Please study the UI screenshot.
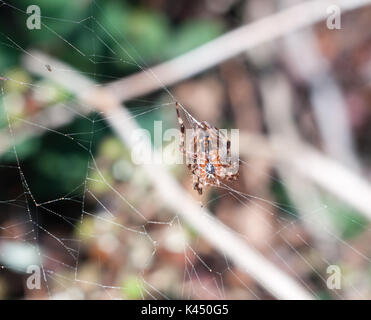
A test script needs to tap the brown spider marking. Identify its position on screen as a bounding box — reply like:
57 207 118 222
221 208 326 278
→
175 102 239 195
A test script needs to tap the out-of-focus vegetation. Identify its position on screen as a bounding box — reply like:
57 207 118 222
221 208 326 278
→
0 0 371 300
0 0 225 199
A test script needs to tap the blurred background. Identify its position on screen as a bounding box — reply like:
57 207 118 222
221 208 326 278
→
0 0 371 299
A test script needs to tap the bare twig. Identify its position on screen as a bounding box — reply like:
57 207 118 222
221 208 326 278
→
259 71 340 260
106 0 371 100
239 132 371 221
281 1 361 171
0 102 88 154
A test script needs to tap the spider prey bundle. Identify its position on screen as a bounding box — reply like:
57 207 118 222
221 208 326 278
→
176 102 239 194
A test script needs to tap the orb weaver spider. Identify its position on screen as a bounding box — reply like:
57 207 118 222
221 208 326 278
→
175 102 239 195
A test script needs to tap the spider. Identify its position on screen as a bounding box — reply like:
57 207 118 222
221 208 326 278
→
175 102 239 195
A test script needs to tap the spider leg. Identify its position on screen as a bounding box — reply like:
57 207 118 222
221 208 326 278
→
175 102 186 154
205 134 210 163
226 138 231 164
193 131 198 167
199 121 208 130
191 166 203 194
215 165 226 179
192 132 203 194
226 172 239 181
201 122 231 166
196 174 203 195
216 127 231 166
192 172 199 190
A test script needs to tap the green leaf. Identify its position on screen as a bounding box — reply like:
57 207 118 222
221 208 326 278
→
334 209 366 239
324 196 366 239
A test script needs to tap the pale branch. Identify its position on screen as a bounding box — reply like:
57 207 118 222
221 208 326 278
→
282 17 361 172
0 102 87 155
106 0 371 101
259 71 340 258
239 133 371 221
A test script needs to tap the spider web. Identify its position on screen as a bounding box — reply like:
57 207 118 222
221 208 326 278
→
0 0 370 300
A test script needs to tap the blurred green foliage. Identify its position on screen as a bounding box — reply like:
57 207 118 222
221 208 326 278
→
122 276 144 299
271 180 299 220
324 196 367 239
272 181 366 238
0 0 224 202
